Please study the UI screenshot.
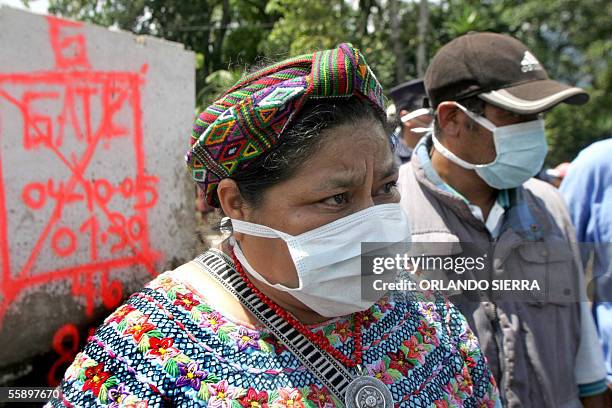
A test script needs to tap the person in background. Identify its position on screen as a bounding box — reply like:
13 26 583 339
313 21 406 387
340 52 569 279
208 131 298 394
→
397 31 608 407
389 79 432 163
539 161 570 188
561 138 612 402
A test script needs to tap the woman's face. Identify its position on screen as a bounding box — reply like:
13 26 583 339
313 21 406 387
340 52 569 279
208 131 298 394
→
235 117 399 288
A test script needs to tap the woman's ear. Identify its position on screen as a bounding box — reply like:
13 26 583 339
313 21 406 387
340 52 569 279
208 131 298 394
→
217 178 246 221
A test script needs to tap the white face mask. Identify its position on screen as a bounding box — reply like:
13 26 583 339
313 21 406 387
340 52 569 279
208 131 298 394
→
230 203 412 317
432 103 547 189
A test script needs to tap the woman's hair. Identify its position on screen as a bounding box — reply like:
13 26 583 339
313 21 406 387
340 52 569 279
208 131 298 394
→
230 96 389 209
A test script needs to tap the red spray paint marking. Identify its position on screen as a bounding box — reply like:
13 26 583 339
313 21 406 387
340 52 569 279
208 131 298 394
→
48 323 79 386
48 323 100 386
47 16 91 70
0 16 165 380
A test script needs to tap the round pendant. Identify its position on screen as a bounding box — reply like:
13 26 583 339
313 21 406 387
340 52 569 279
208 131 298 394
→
345 376 394 408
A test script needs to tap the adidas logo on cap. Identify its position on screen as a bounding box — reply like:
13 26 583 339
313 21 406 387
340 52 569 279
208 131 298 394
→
521 51 542 73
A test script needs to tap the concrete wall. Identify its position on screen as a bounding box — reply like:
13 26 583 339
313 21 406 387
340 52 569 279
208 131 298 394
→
0 7 196 385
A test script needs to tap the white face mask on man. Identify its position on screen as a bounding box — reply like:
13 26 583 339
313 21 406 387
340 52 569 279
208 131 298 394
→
230 203 412 317
431 102 548 189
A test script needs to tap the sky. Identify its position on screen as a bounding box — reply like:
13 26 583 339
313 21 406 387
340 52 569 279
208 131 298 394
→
0 0 49 14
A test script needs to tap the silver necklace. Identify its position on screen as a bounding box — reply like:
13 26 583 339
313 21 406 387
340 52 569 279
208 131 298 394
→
345 365 394 408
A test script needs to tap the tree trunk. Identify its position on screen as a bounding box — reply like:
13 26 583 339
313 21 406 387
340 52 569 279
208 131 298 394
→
212 0 231 71
389 0 405 83
416 0 429 77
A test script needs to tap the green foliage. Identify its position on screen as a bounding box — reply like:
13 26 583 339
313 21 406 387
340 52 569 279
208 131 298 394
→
264 0 352 56
197 69 242 110
48 0 611 163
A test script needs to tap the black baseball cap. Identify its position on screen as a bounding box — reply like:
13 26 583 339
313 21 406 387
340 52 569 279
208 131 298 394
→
425 32 589 114
389 79 428 111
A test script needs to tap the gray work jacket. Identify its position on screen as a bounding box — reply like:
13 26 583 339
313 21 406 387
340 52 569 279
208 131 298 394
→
398 148 584 408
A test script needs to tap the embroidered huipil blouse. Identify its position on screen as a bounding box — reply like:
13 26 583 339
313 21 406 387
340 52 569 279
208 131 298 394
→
46 250 500 407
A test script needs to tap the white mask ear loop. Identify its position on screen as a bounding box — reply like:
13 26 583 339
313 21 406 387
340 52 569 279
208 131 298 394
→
400 107 432 123
411 126 432 134
453 102 497 132
401 108 434 134
230 218 292 240
230 237 301 290
431 131 478 170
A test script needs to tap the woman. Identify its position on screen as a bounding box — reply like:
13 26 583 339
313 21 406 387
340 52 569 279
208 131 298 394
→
46 44 499 407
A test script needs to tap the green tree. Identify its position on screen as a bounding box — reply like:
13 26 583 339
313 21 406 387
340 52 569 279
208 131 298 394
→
49 0 611 162
49 0 279 108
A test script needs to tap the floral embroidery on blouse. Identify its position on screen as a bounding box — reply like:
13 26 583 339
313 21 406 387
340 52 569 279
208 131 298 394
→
46 253 500 408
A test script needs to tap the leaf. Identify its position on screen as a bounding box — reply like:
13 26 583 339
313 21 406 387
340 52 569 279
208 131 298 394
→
323 324 335 336
327 334 339 346
233 387 247 399
175 353 191 364
383 355 391 367
387 368 403 381
167 289 177 301
190 308 202 322
164 359 179 377
104 376 119 388
304 399 317 408
231 401 243 408
407 357 421 367
197 304 213 313
82 359 97 368
205 372 219 383
217 329 231 343
116 320 127 332
268 389 279 403
138 335 150 353
223 323 237 332
98 384 108 403
258 340 273 354
77 371 86 382
147 329 163 339
197 384 209 400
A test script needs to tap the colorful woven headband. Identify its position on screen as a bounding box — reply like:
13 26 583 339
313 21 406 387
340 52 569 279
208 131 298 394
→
186 43 385 207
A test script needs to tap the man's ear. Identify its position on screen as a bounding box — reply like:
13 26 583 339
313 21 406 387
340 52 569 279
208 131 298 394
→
217 178 246 220
436 102 461 138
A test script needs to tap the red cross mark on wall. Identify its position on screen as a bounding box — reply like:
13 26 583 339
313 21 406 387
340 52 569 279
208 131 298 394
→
0 16 162 327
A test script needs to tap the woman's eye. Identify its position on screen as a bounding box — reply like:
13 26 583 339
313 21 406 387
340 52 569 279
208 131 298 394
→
323 193 348 206
382 181 398 194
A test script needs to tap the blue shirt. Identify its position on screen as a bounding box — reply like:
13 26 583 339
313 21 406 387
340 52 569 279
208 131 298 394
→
561 138 612 384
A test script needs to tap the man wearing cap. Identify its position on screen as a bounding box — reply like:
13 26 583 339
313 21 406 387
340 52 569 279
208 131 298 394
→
389 79 432 163
397 32 607 407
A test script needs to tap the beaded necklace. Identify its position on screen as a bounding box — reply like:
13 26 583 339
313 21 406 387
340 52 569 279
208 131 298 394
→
230 249 364 368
